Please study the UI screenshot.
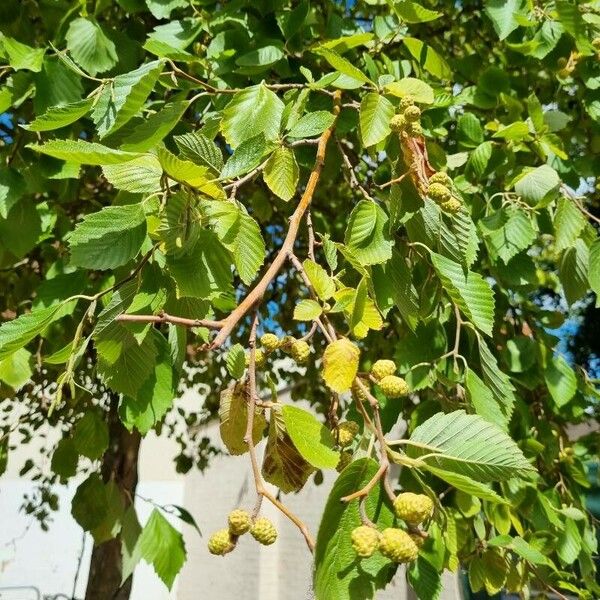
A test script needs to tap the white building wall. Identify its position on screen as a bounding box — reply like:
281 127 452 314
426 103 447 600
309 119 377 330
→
1 391 461 600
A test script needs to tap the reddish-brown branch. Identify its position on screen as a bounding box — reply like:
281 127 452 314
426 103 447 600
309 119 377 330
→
209 90 342 349
115 312 223 330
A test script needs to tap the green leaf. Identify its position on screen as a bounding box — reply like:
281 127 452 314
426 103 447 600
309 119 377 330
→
201 200 265 285
544 354 577 408
166 230 233 300
511 537 554 567
103 155 163 193
287 111 336 138
73 411 109 460
121 506 143 584
0 36 45 72
220 133 269 180
556 0 594 53
91 480 125 544
359 92 394 147
559 238 589 306
479 206 536 264
219 383 266 455
92 60 164 138
281 405 339 469
121 100 190 152
262 405 316 493
315 47 373 85
138 509 186 590
345 201 393 266
384 77 434 104
425 465 508 504
22 98 93 131
407 410 535 482
0 168 26 219
556 518 582 565
67 203 147 270
146 0 188 19
157 147 224 198
467 142 493 177
65 18 118 76
554 197 586 252
465 369 507 429
225 343 245 379
174 131 224 173
484 0 524 40
221 83 284 148
294 299 323 321
393 1 441 23
430 252 495 336
71 473 109 531
322 338 360 393
408 556 442 600
28 139 144 165
119 331 177 434
303 259 335 300
263 146 299 202
314 459 396 600
513 165 560 207
96 323 157 398
51 438 78 480
0 348 32 389
477 337 517 423
589 239 600 304
0 304 70 361
403 38 451 79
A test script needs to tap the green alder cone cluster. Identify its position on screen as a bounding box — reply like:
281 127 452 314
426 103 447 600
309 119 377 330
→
0 0 599 598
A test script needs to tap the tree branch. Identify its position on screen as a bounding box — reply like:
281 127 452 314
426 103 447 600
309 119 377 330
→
115 311 223 330
244 313 315 552
209 90 342 349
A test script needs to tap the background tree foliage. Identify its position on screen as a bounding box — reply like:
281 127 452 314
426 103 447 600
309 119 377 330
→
0 0 599 598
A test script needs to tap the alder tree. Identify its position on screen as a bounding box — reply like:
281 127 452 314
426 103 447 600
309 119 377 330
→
0 0 599 598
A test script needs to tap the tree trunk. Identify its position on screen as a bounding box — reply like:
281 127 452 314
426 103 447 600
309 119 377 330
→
85 396 141 600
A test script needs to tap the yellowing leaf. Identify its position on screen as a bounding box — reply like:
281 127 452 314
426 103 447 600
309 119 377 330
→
322 338 360 393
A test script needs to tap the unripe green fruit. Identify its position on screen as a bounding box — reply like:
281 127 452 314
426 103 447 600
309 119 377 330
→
370 359 397 381
280 335 296 353
351 526 380 558
291 340 310 364
379 375 409 398
337 450 353 472
429 171 452 186
208 529 234 555
405 121 422 137
352 378 370 401
379 528 419 563
250 517 278 545
394 492 434 524
390 114 406 133
439 196 462 214
399 96 415 110
427 182 452 204
260 333 280 353
336 421 359 447
246 348 266 368
403 105 421 122
228 509 252 535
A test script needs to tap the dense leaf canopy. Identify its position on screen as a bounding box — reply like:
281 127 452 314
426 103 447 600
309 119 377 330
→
0 0 599 597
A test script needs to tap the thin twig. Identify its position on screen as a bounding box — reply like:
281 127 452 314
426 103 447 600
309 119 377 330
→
115 312 222 330
244 313 315 551
336 138 375 202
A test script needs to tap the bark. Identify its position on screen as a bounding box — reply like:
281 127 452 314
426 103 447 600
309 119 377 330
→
85 396 141 600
